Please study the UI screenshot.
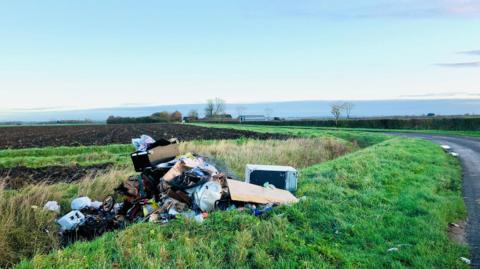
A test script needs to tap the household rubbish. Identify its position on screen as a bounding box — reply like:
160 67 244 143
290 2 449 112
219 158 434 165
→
131 138 180 172
55 136 299 245
57 210 86 231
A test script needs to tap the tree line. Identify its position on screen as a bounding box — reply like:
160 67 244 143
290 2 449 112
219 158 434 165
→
107 111 182 124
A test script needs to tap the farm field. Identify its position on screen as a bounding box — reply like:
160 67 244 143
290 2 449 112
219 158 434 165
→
194 123 480 139
0 124 469 268
0 124 290 149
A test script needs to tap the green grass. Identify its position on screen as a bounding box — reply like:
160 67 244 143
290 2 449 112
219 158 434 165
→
0 144 134 169
16 137 468 268
195 123 480 139
193 123 390 148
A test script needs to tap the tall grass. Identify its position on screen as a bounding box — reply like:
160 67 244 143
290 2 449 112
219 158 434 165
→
0 166 134 268
0 184 61 268
181 138 353 178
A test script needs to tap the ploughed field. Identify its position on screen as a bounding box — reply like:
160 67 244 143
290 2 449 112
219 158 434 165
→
0 124 292 189
0 124 290 149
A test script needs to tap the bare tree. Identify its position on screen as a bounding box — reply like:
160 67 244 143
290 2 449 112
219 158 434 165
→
330 103 343 125
205 98 226 119
205 100 215 118
342 102 354 119
188 109 199 120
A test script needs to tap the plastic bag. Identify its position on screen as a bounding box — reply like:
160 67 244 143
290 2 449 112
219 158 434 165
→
194 182 222 212
43 201 61 213
71 197 92 210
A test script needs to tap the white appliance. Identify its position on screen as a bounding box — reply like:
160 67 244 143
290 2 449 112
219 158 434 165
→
245 164 298 192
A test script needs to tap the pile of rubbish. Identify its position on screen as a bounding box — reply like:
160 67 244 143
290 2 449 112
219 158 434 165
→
46 135 299 244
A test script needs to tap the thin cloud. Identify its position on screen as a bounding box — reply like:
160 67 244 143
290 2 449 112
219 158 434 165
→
242 0 480 20
400 91 480 98
460 50 480 56
435 61 480 68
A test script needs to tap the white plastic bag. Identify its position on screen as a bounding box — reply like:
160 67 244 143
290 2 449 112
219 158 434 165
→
43 201 60 213
71 197 92 210
132 135 156 151
194 182 222 212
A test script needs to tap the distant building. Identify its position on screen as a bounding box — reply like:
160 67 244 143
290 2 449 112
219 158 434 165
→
239 115 266 123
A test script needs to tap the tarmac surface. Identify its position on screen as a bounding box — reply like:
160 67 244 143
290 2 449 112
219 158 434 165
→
394 133 480 268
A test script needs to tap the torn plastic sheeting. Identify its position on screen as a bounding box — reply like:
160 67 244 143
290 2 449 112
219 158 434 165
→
227 179 298 205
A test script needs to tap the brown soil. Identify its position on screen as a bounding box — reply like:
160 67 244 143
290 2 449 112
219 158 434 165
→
0 163 113 189
0 124 291 149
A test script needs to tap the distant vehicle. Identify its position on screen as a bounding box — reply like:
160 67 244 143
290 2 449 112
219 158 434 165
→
239 115 266 123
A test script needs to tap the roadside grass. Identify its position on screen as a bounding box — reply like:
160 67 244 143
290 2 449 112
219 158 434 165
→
16 137 468 268
0 137 353 267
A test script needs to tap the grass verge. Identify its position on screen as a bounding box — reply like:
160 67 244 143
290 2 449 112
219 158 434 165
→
16 137 468 268
0 137 353 267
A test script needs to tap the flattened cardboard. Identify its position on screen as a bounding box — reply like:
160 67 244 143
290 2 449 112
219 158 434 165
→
162 162 186 182
227 179 298 205
149 143 180 165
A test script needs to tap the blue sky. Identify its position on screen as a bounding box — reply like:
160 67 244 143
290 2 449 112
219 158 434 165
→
0 0 479 112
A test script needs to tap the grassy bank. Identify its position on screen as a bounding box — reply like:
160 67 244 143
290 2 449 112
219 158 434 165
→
16 137 468 268
0 137 353 267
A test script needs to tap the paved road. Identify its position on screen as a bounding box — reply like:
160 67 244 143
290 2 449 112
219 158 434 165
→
394 133 480 268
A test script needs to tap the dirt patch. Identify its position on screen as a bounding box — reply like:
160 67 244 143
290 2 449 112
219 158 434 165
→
0 124 291 149
448 220 467 246
0 163 113 189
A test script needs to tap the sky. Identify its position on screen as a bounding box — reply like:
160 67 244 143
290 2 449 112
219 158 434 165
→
0 0 479 112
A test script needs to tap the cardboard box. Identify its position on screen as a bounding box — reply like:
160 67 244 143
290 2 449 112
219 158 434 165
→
131 138 180 172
